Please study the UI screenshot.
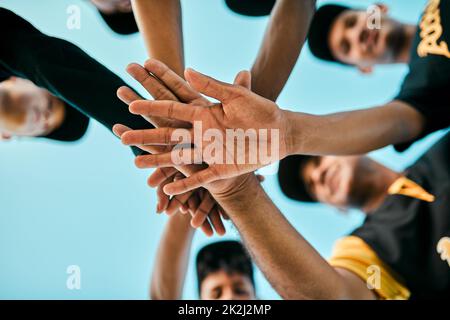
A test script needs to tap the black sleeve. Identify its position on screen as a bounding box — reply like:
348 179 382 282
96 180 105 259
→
0 69 9 82
0 8 152 154
389 20 450 152
394 87 450 152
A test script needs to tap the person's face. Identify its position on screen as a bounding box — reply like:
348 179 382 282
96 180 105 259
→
329 5 406 72
0 77 65 139
200 270 256 300
301 156 376 210
90 0 132 14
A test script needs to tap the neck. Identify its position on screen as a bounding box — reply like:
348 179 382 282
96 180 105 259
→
396 24 417 63
361 164 401 214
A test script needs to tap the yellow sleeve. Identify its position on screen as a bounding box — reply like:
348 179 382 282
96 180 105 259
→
328 236 410 300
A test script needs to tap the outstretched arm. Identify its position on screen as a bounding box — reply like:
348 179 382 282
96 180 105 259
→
150 213 195 300
251 0 316 101
0 8 152 155
121 66 426 195
285 100 425 156
212 174 376 300
131 0 185 76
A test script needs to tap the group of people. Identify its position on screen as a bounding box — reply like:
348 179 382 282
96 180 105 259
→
1 0 449 300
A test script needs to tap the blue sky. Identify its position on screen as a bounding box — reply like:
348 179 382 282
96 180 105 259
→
0 0 446 299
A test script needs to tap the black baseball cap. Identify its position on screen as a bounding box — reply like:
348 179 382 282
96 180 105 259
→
307 4 350 63
42 103 90 142
98 10 139 35
225 0 276 17
277 155 317 203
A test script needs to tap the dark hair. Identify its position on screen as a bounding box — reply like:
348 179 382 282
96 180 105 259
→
196 241 254 294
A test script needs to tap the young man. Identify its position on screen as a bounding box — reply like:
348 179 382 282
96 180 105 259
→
0 8 151 153
151 213 256 300
120 97 449 299
1 9 229 234
309 0 450 150
0 76 88 142
89 0 139 35
130 0 316 100
307 3 416 72
306 1 449 152
116 58 449 300
277 132 450 299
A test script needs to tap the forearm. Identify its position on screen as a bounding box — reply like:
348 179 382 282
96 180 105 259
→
132 0 185 76
285 101 425 156
251 0 316 101
150 213 195 300
213 175 353 300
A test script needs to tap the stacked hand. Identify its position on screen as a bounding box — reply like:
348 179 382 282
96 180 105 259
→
119 62 290 196
114 59 267 236
114 59 279 236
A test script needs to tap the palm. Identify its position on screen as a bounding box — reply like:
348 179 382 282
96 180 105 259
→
120 62 286 196
116 59 229 234
224 92 281 129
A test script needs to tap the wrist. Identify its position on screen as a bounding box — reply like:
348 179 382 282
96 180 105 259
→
282 110 302 156
169 212 196 237
210 174 262 214
281 110 319 156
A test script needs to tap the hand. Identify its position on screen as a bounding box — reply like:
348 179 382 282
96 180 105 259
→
158 169 227 236
120 67 290 195
114 59 230 235
150 166 265 229
118 60 269 228
115 59 266 233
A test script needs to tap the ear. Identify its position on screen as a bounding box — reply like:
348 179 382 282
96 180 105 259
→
374 3 389 14
358 65 374 74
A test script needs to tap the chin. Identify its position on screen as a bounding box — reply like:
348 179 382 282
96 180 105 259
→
386 27 406 59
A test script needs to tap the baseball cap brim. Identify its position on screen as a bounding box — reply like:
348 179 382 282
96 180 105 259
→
307 4 350 64
42 103 89 142
277 155 317 203
225 0 276 17
98 11 139 35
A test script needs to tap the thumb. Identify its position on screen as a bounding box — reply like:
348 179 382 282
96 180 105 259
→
184 68 234 102
233 70 251 90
